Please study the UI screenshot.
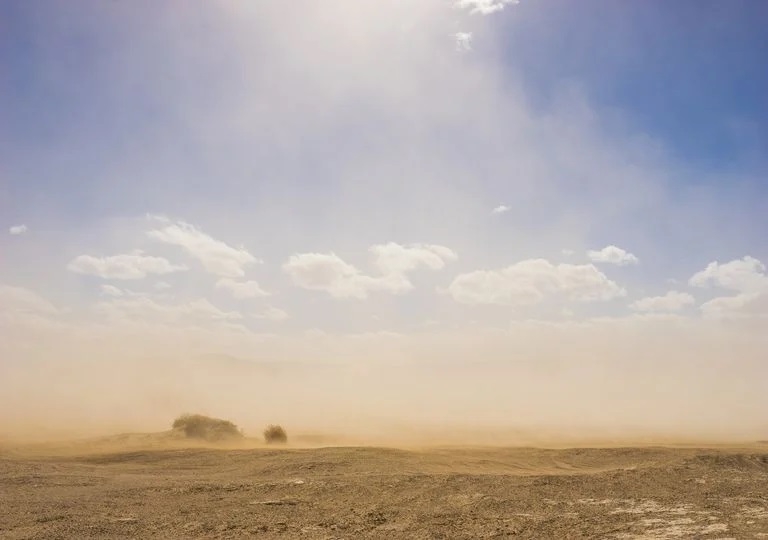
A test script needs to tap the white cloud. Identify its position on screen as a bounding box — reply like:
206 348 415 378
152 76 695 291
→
147 218 259 278
254 307 289 322
448 259 626 306
561 249 575 257
491 204 509 215
689 256 767 293
100 284 124 297
630 291 694 312
689 257 768 320
215 278 270 299
370 242 457 275
99 284 163 300
9 224 28 235
587 245 639 266
0 285 58 315
154 281 172 290
283 252 398 299
0 287 64 346
456 0 520 15
67 251 187 280
284 242 456 299
455 32 472 51
95 296 242 324
700 292 768 319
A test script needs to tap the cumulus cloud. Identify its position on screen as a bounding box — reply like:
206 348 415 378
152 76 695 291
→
700 292 768 319
67 251 187 280
0 286 63 344
0 285 58 315
689 257 768 319
95 296 242 324
491 204 509 215
284 242 456 299
147 217 259 278
587 245 639 266
99 284 164 300
370 242 457 275
456 0 520 15
100 284 124 297
455 32 472 51
448 259 626 306
215 278 270 299
283 252 401 299
689 256 767 293
9 224 28 235
254 306 289 322
630 291 694 312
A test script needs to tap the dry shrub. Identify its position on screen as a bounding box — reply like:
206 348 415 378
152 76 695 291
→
172 414 243 442
264 424 287 444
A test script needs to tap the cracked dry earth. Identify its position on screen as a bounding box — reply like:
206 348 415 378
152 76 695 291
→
1 444 767 539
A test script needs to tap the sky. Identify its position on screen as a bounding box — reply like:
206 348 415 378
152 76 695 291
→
1 1 767 441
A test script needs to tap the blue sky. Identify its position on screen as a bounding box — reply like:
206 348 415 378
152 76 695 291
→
494 0 768 169
1 1 767 436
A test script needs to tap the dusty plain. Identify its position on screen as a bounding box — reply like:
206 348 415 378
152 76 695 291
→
1 436 767 539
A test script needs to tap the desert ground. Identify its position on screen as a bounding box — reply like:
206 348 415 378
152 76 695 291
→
0 436 767 539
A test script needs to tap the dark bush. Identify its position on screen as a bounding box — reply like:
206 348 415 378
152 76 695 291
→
263 424 287 444
172 414 243 442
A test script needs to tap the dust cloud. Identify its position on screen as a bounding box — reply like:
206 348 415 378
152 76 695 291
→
1 316 766 447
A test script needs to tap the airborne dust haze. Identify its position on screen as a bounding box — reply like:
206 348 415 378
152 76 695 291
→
1 317 766 445
1 1 766 448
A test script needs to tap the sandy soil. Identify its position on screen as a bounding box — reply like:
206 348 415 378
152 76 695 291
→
1 437 767 539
